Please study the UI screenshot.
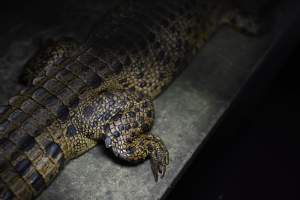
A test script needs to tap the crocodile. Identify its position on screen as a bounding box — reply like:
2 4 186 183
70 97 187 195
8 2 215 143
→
0 0 260 199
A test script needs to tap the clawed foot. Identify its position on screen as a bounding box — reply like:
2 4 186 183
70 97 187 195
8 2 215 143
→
149 136 169 182
99 89 169 182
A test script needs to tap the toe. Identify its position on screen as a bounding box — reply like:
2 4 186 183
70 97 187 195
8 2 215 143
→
149 139 169 181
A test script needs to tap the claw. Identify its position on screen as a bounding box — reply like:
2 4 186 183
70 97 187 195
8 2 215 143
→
149 137 169 182
150 159 159 182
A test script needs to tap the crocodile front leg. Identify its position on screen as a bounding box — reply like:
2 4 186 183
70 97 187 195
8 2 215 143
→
64 86 169 181
101 93 169 181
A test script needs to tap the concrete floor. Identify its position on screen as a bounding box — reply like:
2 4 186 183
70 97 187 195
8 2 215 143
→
0 1 283 199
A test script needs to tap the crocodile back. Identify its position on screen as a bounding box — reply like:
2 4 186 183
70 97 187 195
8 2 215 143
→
0 0 231 199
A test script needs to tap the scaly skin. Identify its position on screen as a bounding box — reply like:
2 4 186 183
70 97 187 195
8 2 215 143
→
0 0 260 199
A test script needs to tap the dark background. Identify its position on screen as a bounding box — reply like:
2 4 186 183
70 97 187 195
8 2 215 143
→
167 46 300 200
166 1 300 198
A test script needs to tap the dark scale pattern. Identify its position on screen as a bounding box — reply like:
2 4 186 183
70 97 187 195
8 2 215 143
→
0 136 12 149
15 159 31 176
43 79 65 94
57 105 69 122
31 108 53 127
67 77 87 94
20 99 39 114
31 88 50 103
0 121 12 133
77 51 110 79
55 69 76 84
112 131 121 137
68 96 80 108
0 105 9 116
8 96 28 109
0 0 258 198
66 124 77 137
56 87 77 106
30 171 46 193
44 96 60 111
0 138 15 157
22 118 43 137
66 62 101 88
0 181 14 200
82 106 94 118
17 135 36 152
87 74 103 89
45 142 61 159
0 158 8 173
